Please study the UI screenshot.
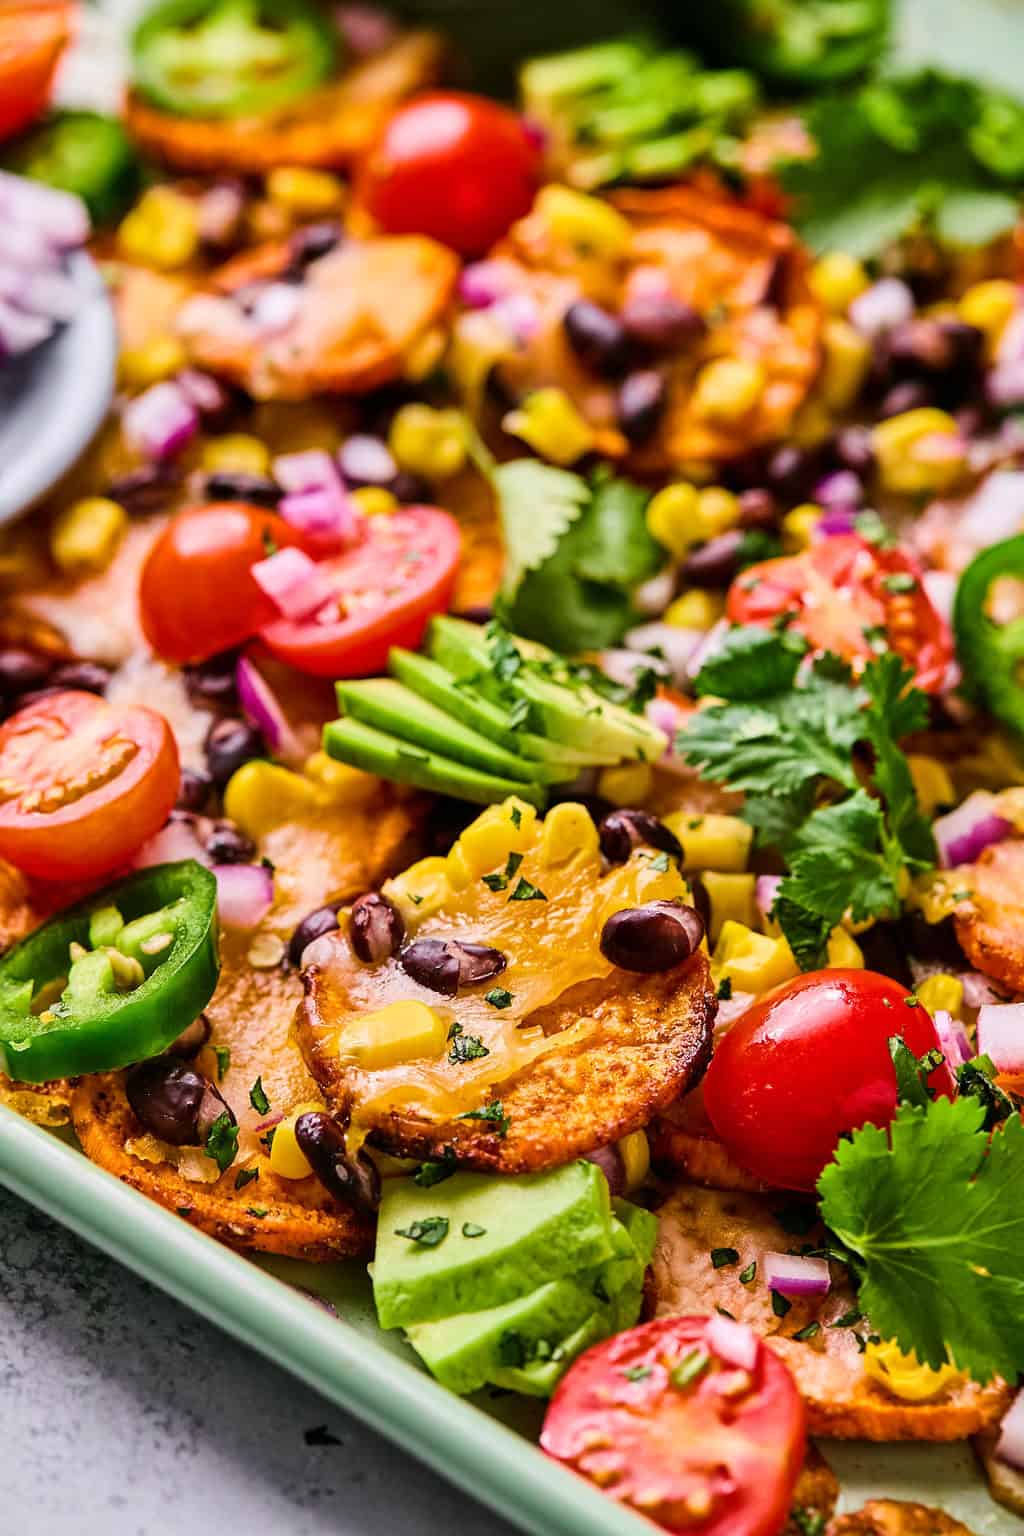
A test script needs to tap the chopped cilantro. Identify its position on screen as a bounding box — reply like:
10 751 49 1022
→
249 1077 270 1115
213 1045 230 1080
739 1261 757 1285
510 806 522 830
792 1509 828 1536
792 1321 822 1342
622 1364 653 1382
234 1166 259 1191
648 851 671 873
457 1101 510 1137
261 527 278 557
413 1151 457 1187
717 976 733 1001
711 1247 740 1269
669 1347 709 1389
482 872 508 892
246 1205 269 1218
715 1305 736 1319
485 988 513 1009
505 851 524 880
889 1035 944 1108
882 573 917 594
447 1023 490 1064
462 1222 486 1239
957 1054 1016 1129
205 1112 239 1174
259 1127 276 1155
509 877 546 902
395 1217 450 1248
830 1309 864 1329
772 1291 793 1318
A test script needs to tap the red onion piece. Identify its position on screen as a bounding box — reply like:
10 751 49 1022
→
122 381 198 462
625 621 703 684
0 170 90 247
490 292 540 345
633 566 677 617
763 1250 831 1298
196 182 244 245
235 655 300 760
176 368 229 417
213 863 274 929
849 278 914 338
987 362 1024 409
133 816 211 869
932 1009 972 1071
334 3 399 55
934 791 1013 868
457 259 518 309
273 449 338 494
584 1144 626 1197
755 875 781 924
685 618 732 682
961 970 1007 1011
0 298 54 357
251 547 334 620
704 1314 758 1370
279 484 359 552
248 281 301 336
814 470 863 509
817 507 858 538
0 263 78 322
977 1003 1024 1074
996 1389 1024 1470
597 648 670 691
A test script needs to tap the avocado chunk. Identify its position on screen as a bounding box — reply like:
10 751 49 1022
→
428 617 666 763
323 716 546 811
374 1159 616 1330
335 678 540 785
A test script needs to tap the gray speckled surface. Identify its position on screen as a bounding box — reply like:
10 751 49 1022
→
0 1187 516 1536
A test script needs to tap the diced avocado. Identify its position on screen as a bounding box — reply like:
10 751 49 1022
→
389 649 616 775
374 1160 615 1329
428 616 667 763
494 1312 608 1397
323 717 546 811
613 1197 659 1270
335 678 540 786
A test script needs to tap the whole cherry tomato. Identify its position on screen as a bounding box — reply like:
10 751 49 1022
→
139 503 305 665
0 691 179 881
703 969 955 1192
542 1314 806 1536
357 92 541 257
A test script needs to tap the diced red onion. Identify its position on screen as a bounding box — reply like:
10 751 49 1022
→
334 3 399 55
176 368 229 417
815 470 863 509
633 566 677 617
0 170 90 247
645 694 685 740
196 182 244 245
756 875 781 923
235 655 300 760
273 449 339 494
685 618 732 682
213 863 274 929
490 292 541 345
996 304 1024 365
849 278 914 338
763 1251 831 1298
922 569 957 625
247 282 301 336
961 970 1007 1011
132 816 211 869
122 381 198 462
0 297 54 357
957 471 1024 548
996 1390 1024 1470
585 1144 625 1197
932 1009 972 1071
279 485 359 552
977 1003 1024 1075
625 621 703 684
252 547 335 620
252 1110 285 1134
597 648 670 689
0 263 78 322
817 507 858 538
987 361 1024 409
457 259 518 310
704 1314 759 1370
934 791 1013 868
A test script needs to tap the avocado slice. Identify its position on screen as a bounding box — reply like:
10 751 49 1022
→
335 679 541 786
428 616 667 763
322 717 546 811
374 1160 615 1330
389 649 617 775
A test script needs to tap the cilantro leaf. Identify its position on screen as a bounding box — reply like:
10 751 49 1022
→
494 460 589 601
860 655 936 870
204 1112 239 1175
249 1076 270 1115
395 1217 450 1248
819 1098 1024 1382
694 626 807 702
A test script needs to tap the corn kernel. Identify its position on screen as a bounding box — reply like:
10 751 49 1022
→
691 358 765 426
350 487 397 517
826 927 865 968
533 184 632 259
702 872 757 942
340 1000 447 1069
118 187 199 270
697 487 741 537
646 483 738 560
266 166 345 216
863 1339 962 1403
781 503 822 554
268 1109 321 1180
502 389 595 466
596 763 652 808
444 842 474 891
916 973 964 1017
539 801 600 865
664 589 725 631
389 404 469 480
809 251 870 314
303 751 381 807
118 334 188 389
403 325 447 382
382 856 452 925
201 434 271 477
457 798 539 878
224 761 318 840
712 921 800 994
906 754 955 816
873 408 966 496
819 317 872 411
617 1130 650 1194
790 396 834 448
664 812 753 873
908 870 968 924
51 497 127 574
958 279 1017 355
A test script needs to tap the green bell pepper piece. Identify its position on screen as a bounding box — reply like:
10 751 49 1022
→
3 112 140 225
953 534 1024 737
0 861 219 1084
132 0 338 120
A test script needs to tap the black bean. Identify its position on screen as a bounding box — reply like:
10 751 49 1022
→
616 369 667 444
681 529 744 588
0 648 51 696
281 222 343 282
177 768 214 814
165 1014 212 1060
765 443 819 499
854 921 914 989
337 434 398 489
390 470 430 505
620 294 704 352
106 465 182 515
585 1143 626 1197
205 717 263 787
599 809 682 864
289 905 341 968
184 649 239 707
203 471 280 508
688 874 711 935
49 660 111 695
125 1058 233 1146
737 488 778 531
399 937 506 994
449 942 507 987
600 900 704 973
878 379 933 418
902 911 967 969
294 1111 381 1210
205 819 256 865
350 892 404 965
563 300 632 375
451 605 493 628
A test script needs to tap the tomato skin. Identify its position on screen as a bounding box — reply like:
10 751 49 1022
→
0 691 179 881
727 533 953 692
139 503 305 665
704 969 955 1192
542 1315 806 1536
261 505 461 678
0 3 74 142
358 92 541 257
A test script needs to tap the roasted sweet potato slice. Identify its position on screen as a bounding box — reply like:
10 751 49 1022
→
650 1184 1011 1440
973 1427 1024 1518
955 839 1024 993
178 232 458 400
122 32 443 174
783 1445 840 1536
827 1503 974 1536
650 1088 766 1192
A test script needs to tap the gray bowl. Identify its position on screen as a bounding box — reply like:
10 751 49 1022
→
0 250 117 527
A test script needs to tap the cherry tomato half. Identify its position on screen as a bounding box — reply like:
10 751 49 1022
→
0 3 75 143
358 92 541 257
542 1314 806 1536
703 969 955 1192
139 503 305 665
727 533 953 693
0 691 179 881
260 505 461 677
